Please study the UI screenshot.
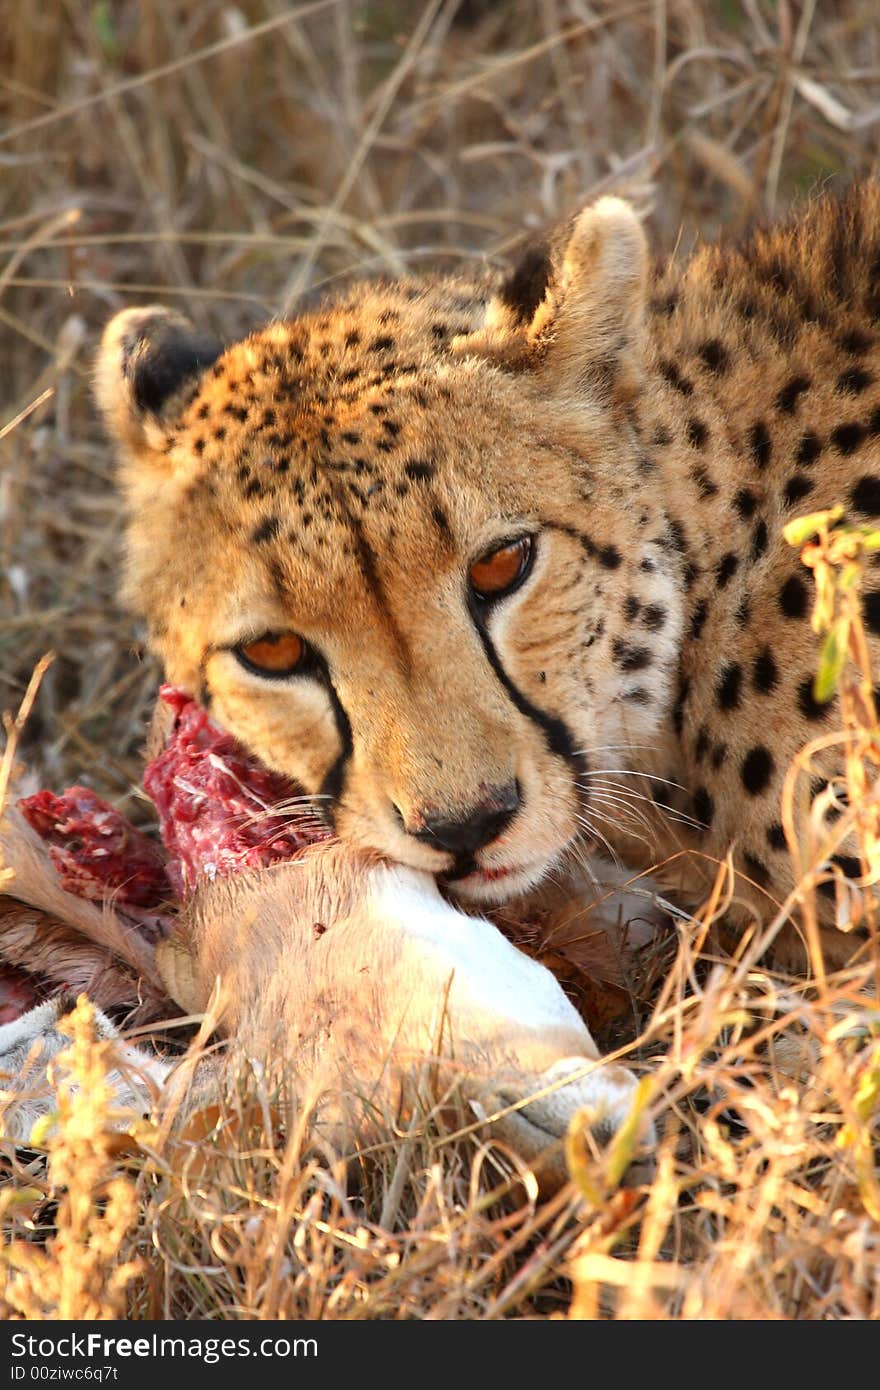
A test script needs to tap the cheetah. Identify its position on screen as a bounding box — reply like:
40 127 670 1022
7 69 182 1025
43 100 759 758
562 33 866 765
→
94 179 880 963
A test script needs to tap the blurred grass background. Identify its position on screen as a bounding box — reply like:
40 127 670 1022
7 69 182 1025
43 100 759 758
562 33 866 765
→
2 0 880 813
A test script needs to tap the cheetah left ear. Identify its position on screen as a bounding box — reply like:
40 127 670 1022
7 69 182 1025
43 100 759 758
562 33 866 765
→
95 306 224 464
479 197 649 405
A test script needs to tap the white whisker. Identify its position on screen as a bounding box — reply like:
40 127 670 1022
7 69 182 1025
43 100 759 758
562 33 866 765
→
572 812 623 866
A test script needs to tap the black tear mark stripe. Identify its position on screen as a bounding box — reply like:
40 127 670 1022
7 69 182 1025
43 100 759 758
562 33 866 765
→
467 593 576 762
318 661 354 815
199 640 351 824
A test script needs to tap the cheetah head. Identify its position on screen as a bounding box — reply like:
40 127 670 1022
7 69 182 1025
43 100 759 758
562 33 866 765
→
96 198 683 904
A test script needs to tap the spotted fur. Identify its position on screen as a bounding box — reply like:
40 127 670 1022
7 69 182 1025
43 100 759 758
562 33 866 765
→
96 183 880 953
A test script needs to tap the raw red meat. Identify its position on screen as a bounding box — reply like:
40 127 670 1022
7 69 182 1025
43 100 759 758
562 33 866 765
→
0 966 38 1024
143 686 331 898
18 786 172 908
17 687 331 912
7 690 332 1026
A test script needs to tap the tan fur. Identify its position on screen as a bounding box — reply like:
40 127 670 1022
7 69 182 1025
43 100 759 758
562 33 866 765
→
95 183 880 950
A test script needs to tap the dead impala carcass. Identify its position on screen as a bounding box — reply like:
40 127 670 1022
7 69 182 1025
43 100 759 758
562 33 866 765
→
0 689 654 1182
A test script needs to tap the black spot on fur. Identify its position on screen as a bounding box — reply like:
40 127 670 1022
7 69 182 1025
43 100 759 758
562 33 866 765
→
753 647 778 694
797 674 828 721
749 421 772 469
849 475 880 516
818 854 863 895
837 366 873 395
783 474 814 507
689 599 709 640
734 488 758 520
251 515 281 545
775 375 810 413
779 575 808 619
672 676 690 736
404 459 435 483
697 338 729 373
838 328 873 355
598 545 622 569
832 853 862 880
624 595 640 620
796 432 822 467
711 743 727 770
687 417 709 449
717 663 742 711
651 291 680 317
652 778 673 807
832 421 867 455
642 604 666 631
692 465 718 498
716 553 739 589
370 336 395 353
693 786 714 828
741 746 774 796
864 591 880 636
767 822 787 851
751 518 769 560
659 359 694 396
613 639 652 672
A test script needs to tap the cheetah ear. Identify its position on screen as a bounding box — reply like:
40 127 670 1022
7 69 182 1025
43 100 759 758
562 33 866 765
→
483 197 649 404
95 306 223 462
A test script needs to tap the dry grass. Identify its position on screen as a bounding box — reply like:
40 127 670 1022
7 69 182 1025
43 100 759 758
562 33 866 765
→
2 0 880 1320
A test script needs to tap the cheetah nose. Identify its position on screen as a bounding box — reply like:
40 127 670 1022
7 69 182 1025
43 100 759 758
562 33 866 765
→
409 782 521 858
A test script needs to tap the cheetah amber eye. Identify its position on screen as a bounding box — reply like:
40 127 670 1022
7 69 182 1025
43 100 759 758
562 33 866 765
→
235 631 306 678
468 536 533 601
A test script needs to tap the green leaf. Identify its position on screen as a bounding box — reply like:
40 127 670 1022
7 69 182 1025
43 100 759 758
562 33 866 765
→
783 506 843 547
91 2 118 59
815 623 847 703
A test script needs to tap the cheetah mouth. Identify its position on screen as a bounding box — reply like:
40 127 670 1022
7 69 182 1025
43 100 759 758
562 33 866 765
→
440 853 552 903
